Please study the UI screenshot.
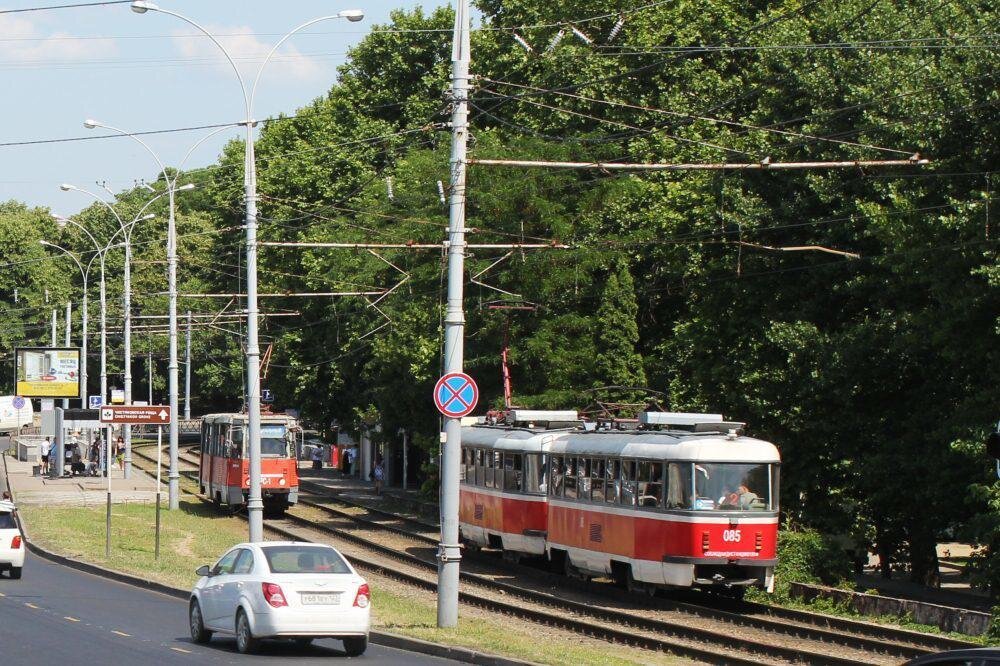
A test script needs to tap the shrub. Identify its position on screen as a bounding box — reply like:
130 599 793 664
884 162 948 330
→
771 528 853 601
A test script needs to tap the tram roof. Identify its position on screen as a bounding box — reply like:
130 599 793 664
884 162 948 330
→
462 425 779 462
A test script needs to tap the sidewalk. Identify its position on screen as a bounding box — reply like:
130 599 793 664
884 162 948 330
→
2 451 163 507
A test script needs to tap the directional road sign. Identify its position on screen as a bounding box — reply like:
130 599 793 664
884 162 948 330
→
433 372 479 418
100 405 171 425
89 395 102 409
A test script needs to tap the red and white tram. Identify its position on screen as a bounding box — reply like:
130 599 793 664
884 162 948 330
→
459 410 780 594
199 413 301 515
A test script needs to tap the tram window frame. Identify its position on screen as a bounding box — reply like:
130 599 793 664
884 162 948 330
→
503 453 522 492
576 458 590 501
459 448 468 484
620 460 637 506
605 460 620 504
563 457 577 500
484 450 495 489
664 462 691 509
591 458 605 503
475 449 485 486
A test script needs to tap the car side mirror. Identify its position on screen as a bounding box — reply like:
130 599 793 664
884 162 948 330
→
196 565 211 577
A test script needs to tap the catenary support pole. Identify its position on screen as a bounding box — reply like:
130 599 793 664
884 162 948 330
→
438 0 470 629
51 309 57 346
64 301 71 410
245 117 264 543
184 310 191 420
167 186 180 511
123 231 133 479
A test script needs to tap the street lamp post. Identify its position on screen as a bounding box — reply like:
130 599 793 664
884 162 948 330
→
130 0 364 541
82 118 215 510
60 183 161 479
39 241 88 410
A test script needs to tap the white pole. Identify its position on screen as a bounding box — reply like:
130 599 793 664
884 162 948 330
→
148 349 153 405
51 309 57 346
167 185 180 510
184 310 192 420
438 0 470 628
123 233 133 479
64 301 71 409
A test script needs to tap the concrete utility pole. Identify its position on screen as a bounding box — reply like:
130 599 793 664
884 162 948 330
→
438 0 470 629
64 301 71 409
185 310 192 420
51 309 57 346
148 349 153 404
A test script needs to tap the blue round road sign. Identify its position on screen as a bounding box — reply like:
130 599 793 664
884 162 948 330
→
433 372 479 418
12 396 25 410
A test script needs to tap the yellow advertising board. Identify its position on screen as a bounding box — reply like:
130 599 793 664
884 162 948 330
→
15 348 81 398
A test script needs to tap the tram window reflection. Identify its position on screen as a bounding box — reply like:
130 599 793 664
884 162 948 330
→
549 455 564 497
564 458 577 500
605 460 620 504
591 459 605 503
665 462 690 509
693 463 773 511
620 460 636 506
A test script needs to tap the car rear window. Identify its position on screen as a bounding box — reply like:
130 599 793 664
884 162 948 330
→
261 546 351 574
0 512 16 529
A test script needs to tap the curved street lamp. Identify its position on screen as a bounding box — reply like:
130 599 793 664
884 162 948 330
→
79 118 206 510
60 183 162 479
130 0 364 541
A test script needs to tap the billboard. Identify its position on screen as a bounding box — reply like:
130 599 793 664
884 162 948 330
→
15 347 81 398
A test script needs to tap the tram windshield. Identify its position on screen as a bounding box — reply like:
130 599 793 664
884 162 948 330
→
693 463 776 511
261 425 289 457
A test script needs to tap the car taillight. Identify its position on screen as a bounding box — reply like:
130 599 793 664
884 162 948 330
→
11 535 21 549
262 582 287 608
353 583 370 608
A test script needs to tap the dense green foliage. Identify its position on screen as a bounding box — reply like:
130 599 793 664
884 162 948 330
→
1 0 998 590
766 528 854 601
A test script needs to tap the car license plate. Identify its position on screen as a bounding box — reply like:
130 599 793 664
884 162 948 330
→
301 592 341 605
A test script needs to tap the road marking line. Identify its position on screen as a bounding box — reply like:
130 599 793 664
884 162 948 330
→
0 592 6 597
25 603 39 609
170 647 192 654
64 616 80 622
111 630 131 637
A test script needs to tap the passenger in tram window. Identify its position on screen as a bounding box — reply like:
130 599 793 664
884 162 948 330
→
737 484 760 510
591 459 605 503
549 456 563 496
504 454 522 492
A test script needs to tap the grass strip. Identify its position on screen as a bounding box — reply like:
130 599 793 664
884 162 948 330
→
18 502 692 665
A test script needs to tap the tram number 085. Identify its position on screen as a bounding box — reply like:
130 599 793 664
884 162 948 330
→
722 529 742 542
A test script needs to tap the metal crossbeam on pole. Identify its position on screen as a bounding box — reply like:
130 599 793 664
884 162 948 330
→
467 157 930 170
259 241 569 249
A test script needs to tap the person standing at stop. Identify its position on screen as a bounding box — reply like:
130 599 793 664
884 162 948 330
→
40 437 52 475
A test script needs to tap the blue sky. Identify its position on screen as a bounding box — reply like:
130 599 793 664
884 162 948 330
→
0 1 454 214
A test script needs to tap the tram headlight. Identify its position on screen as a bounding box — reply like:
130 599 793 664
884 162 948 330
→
279 478 286 486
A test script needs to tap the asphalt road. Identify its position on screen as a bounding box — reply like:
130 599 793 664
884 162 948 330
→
0 448 458 665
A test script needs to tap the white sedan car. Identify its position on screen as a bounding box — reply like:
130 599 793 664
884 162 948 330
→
189 541 371 655
0 499 25 579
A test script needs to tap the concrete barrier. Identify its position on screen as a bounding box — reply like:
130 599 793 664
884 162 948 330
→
790 581 991 636
14 436 45 463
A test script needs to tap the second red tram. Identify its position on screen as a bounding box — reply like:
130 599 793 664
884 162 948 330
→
459 410 780 594
199 413 301 515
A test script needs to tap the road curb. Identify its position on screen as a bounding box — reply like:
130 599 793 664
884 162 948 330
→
3 454 534 666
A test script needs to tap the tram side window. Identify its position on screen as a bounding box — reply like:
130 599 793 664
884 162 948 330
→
525 454 546 494
459 448 469 483
637 461 663 509
503 454 522 492
563 457 577 500
664 462 691 509
577 458 591 501
620 461 636 506
201 423 209 454
605 460 620 504
493 452 503 489
591 459 605 502
475 449 485 486
549 456 564 496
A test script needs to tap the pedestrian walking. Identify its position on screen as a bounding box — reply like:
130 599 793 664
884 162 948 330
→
373 458 384 496
310 444 323 470
346 446 357 477
39 436 52 475
115 435 125 472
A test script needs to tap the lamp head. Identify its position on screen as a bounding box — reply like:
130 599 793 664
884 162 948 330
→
130 1 157 13
83 119 101 130
50 214 69 228
59 184 75 192
39 240 51 247
140 213 155 221
339 9 364 22
177 183 196 192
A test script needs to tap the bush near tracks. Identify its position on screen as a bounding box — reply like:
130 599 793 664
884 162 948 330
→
768 528 853 602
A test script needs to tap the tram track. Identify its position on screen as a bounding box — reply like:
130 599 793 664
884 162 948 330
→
134 444 977 664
